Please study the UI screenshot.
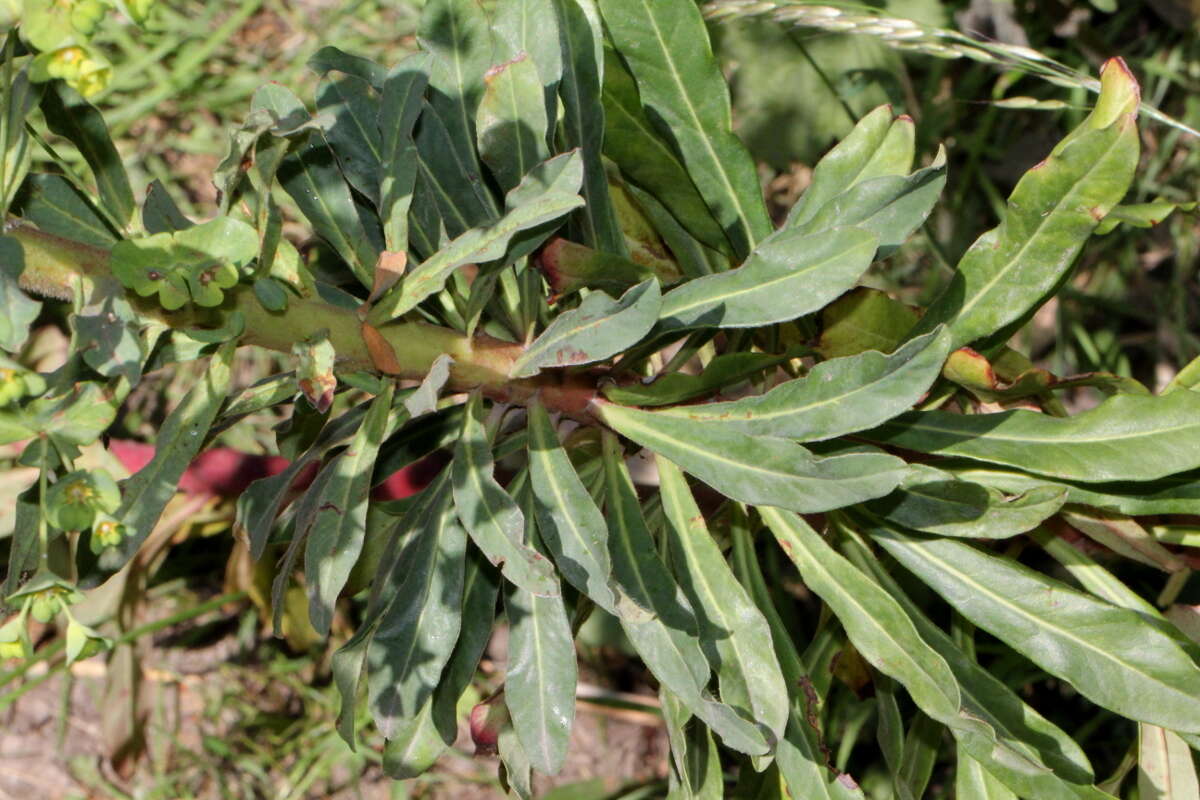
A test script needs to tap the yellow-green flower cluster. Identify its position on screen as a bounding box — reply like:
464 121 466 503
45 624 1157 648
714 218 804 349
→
8 0 158 97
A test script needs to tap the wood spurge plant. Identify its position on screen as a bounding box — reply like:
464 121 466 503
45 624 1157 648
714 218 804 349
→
3 0 1200 797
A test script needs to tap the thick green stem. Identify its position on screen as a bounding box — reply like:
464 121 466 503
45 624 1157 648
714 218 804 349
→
6 223 599 418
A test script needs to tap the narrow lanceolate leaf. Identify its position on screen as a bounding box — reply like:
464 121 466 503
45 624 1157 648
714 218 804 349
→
504 487 576 776
602 350 790 407
237 407 368 560
657 456 788 747
595 402 906 513
511 279 661 378
418 0 494 179
526 398 624 615
14 173 119 246
40 82 134 228
661 688 725 799
415 101 497 239
598 0 771 259
494 0 563 101
368 152 584 324
316 73 384 204
384 544 500 777
277 140 380 288
785 106 916 229
957 750 1018 800
866 389 1200 483
601 435 769 756
304 384 396 636
758 508 963 724
944 461 1200 517
601 45 731 256
911 59 1140 350
868 465 1067 539
656 327 952 441
477 53 550 194
658 227 878 330
103 341 235 570
452 393 558 596
2 69 41 214
378 53 431 253
791 154 948 257
867 520 1200 733
841 531 1101 799
1139 725 1200 799
551 0 626 254
368 472 467 738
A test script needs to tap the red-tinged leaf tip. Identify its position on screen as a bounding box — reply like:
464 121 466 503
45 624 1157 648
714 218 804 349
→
1091 57 1140 129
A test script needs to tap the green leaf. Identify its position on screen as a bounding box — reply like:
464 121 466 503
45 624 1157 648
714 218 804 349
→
494 0 563 102
601 350 789 407
378 53 431 254
657 456 788 747
39 81 134 229
911 61 1140 350
866 520 1200 734
1138 725 1200 800
784 106 916 229
369 151 584 323
598 0 771 259
237 406 369 560
477 53 550 194
414 98 497 239
12 173 119 246
73 288 144 384
866 389 1200 483
550 0 625 255
451 392 558 596
661 688 725 799
511 278 661 378
304 383 396 636
101 341 235 570
142 179 192 234
308 45 388 90
595 402 906 513
653 327 951 440
957 751 1018 800
504 486 576 775
601 45 731 256
316 72 384 205
868 465 1068 539
418 0 494 189
841 529 1105 797
601 433 769 756
526 398 627 616
658 227 878 330
818 287 920 359
277 131 381 288
757 508 962 723
2 68 41 214
0 236 41 354
367 471 467 738
792 154 947 257
384 543 500 776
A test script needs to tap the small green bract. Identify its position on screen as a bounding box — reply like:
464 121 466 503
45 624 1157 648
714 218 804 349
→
111 217 258 310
